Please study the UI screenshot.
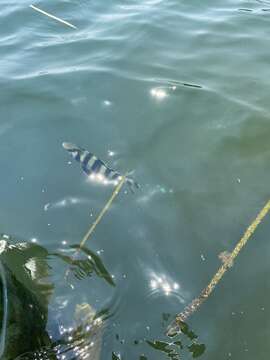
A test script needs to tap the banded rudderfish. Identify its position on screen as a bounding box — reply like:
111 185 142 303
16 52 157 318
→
62 142 139 191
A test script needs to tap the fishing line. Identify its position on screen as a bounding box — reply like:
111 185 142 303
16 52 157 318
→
167 199 270 336
79 174 127 249
65 175 127 280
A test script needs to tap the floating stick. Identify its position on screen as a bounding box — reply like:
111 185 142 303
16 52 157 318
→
30 4 77 29
167 199 270 336
65 175 127 280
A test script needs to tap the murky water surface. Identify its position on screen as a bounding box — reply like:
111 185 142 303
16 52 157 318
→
1 0 270 359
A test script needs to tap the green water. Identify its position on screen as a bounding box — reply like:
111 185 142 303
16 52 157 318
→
1 0 270 359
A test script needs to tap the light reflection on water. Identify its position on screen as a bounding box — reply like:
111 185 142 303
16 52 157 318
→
145 267 186 304
44 197 91 212
149 273 180 297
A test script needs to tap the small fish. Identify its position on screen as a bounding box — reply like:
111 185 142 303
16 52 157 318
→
62 142 139 191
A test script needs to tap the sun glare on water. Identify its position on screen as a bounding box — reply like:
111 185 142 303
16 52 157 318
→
150 87 167 100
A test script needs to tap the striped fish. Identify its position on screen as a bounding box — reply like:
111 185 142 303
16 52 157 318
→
63 142 139 191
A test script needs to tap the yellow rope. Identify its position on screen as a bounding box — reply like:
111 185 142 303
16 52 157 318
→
79 174 127 250
65 175 127 280
167 199 270 336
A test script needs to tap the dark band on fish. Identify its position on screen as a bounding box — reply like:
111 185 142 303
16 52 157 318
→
104 168 112 178
74 151 81 162
91 159 103 173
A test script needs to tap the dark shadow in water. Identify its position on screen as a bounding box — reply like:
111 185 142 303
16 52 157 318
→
0 236 114 359
112 315 205 360
146 319 205 360
1 238 204 360
52 244 115 286
0 236 53 359
15 299 109 359
72 244 115 287
16 299 110 359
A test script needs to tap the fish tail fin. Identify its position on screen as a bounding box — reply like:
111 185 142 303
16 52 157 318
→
125 176 140 193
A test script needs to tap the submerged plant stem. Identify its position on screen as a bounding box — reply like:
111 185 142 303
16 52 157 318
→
167 199 270 336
